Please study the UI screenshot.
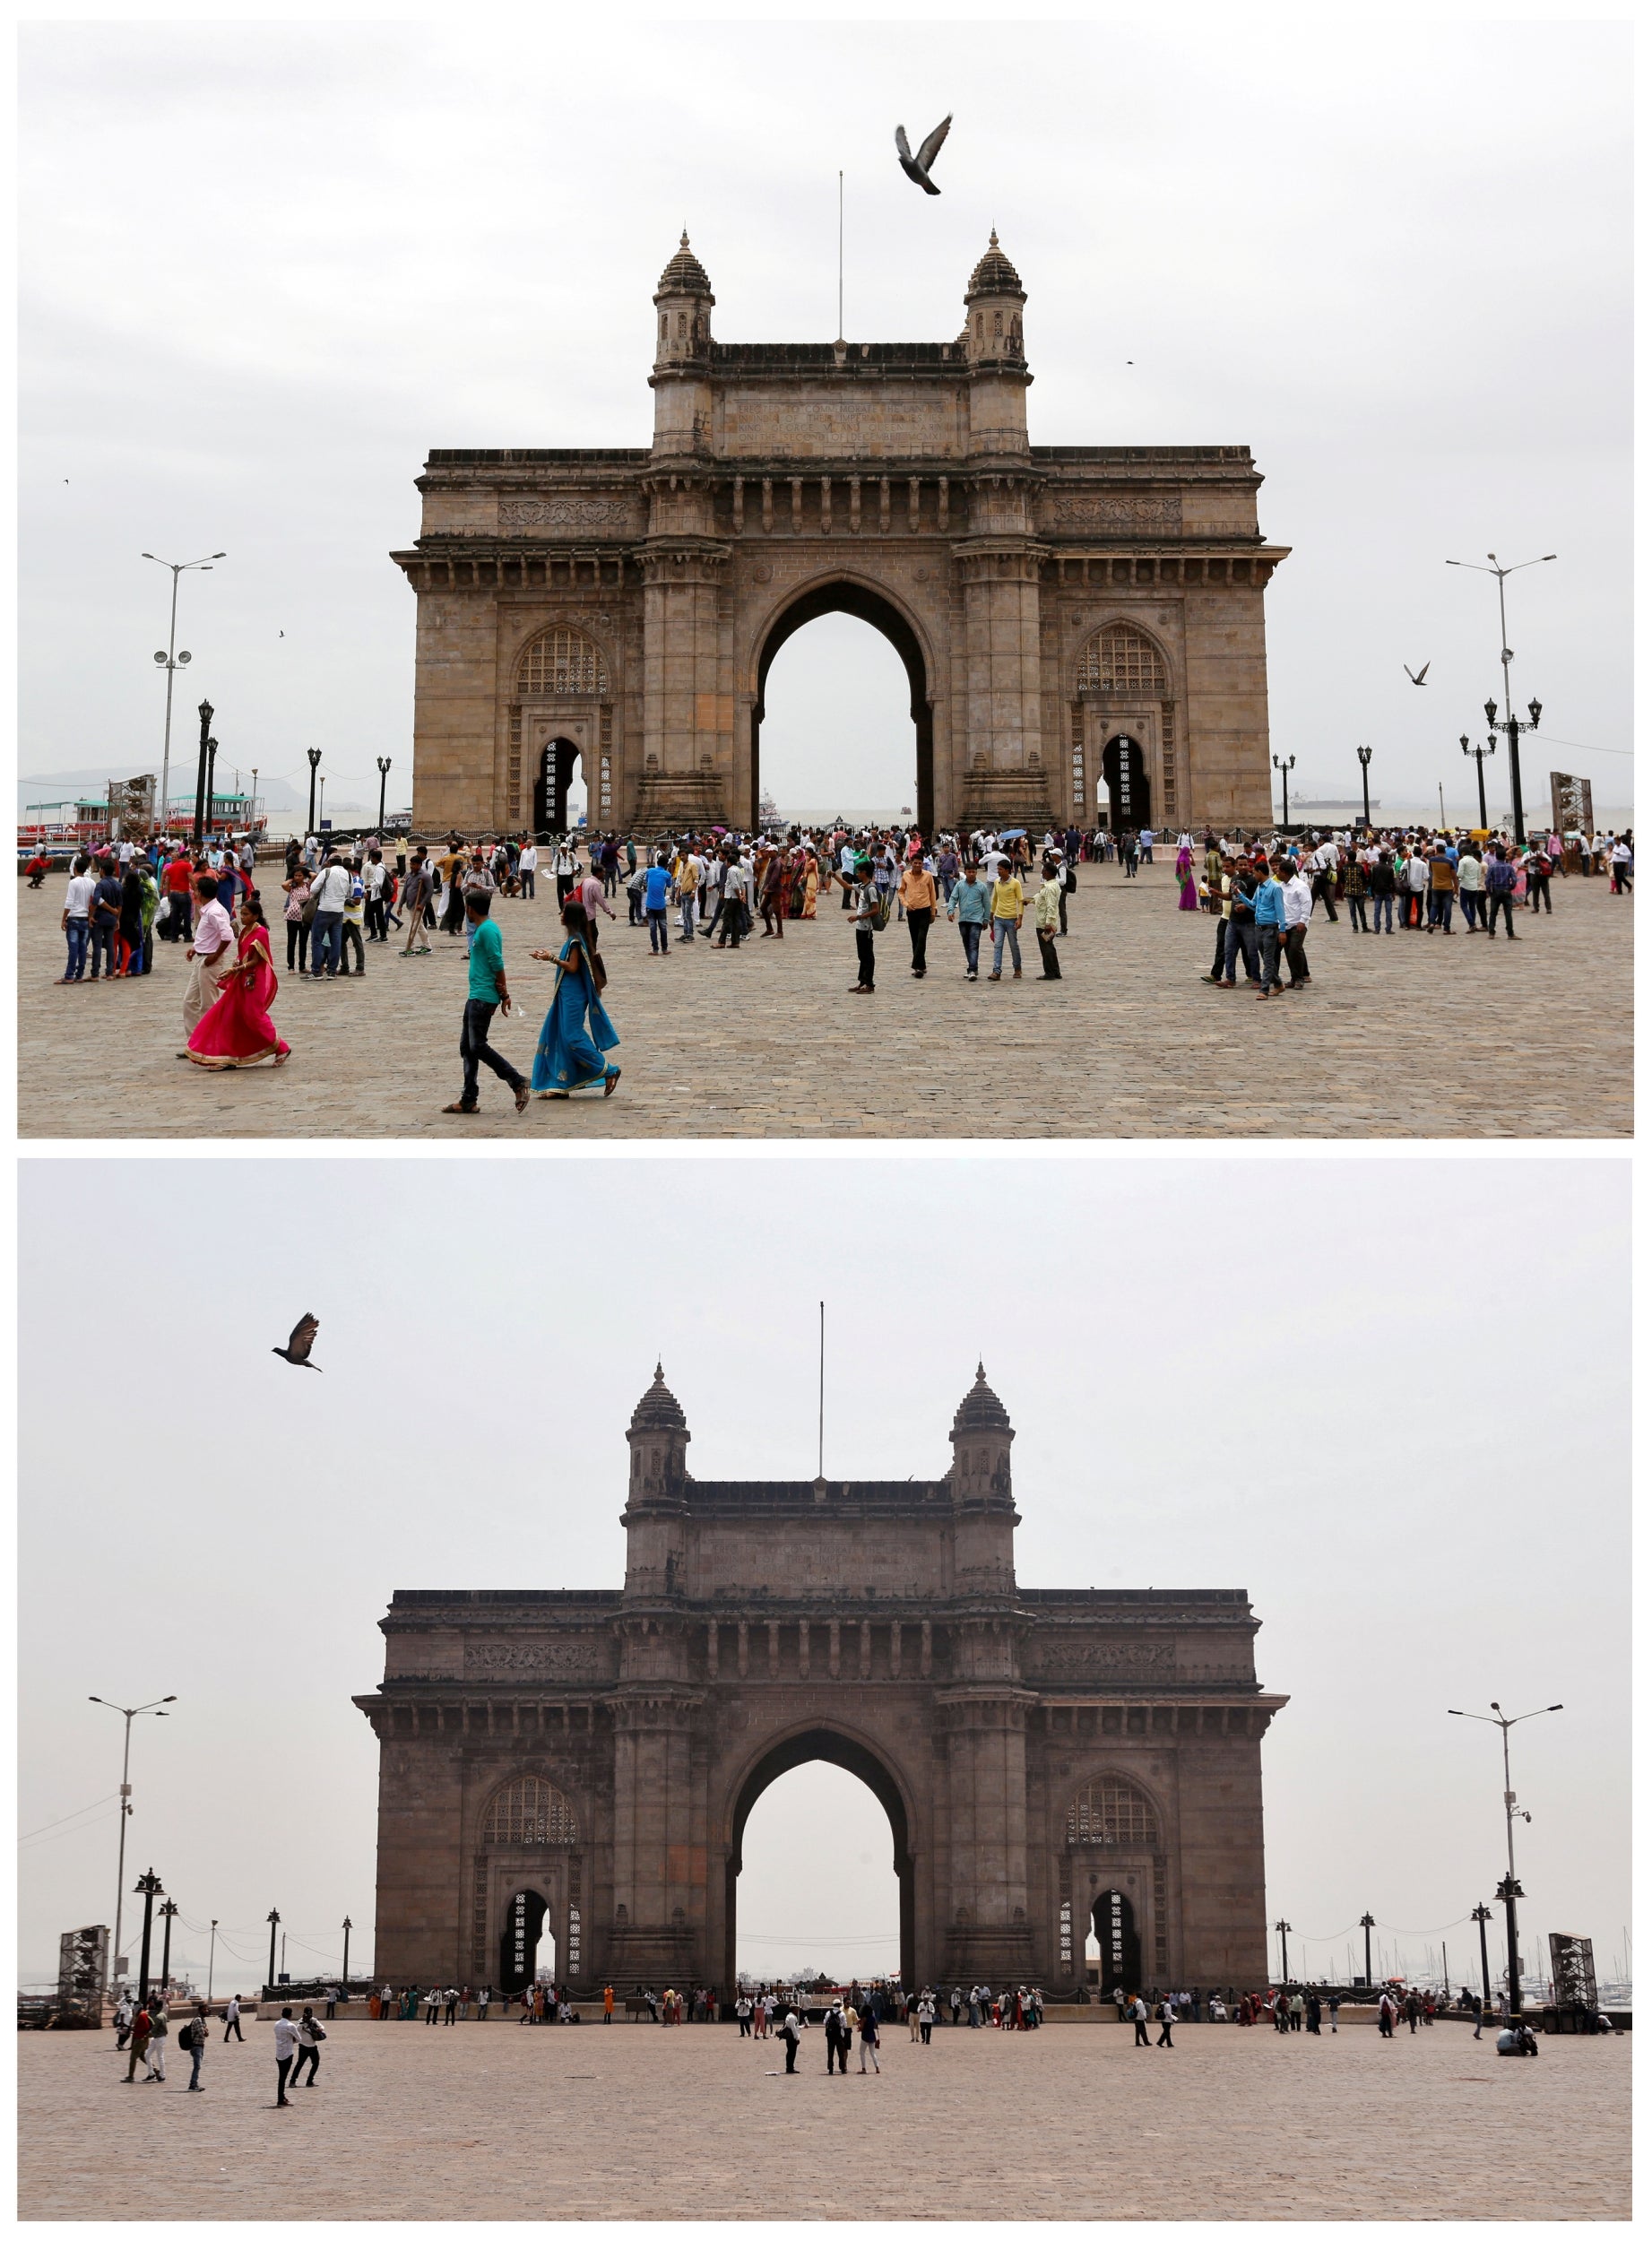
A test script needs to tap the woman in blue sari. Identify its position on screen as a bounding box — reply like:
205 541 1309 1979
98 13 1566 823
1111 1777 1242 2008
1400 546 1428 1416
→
529 902 620 1097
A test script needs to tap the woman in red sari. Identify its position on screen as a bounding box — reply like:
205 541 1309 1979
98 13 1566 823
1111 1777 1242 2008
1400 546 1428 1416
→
186 892 290 1069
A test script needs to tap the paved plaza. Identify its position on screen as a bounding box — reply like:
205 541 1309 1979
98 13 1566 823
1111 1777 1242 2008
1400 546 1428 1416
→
17 864 1631 1138
18 2012 1629 2220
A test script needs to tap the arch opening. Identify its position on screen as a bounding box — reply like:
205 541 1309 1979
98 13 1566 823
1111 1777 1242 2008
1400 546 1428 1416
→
500 1887 557 1996
752 585 934 834
532 739 587 838
726 1727 914 1991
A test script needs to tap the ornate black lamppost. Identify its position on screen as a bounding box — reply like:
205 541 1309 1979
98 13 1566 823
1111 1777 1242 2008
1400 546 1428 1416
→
376 759 393 835
1448 1700 1563 2016
306 748 322 837
1275 1917 1292 1985
1355 744 1373 829
342 1916 353 1986
1447 550 1554 844
1360 1911 1375 1987
134 1869 164 2003
267 1908 282 1994
204 733 220 836
1471 1903 1494 2009
1272 755 1295 830
192 701 214 845
1460 731 1497 830
158 1898 178 1995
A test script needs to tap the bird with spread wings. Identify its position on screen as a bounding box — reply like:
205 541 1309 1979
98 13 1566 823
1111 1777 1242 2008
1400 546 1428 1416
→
895 114 951 195
272 1312 323 1371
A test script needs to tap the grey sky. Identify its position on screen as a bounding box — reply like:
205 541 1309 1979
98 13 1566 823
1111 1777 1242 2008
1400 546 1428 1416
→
19 1155 1628 1991
19 20 1630 827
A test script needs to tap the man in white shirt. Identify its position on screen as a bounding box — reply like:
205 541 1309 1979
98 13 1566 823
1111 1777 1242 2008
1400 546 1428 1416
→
1282 861 1314 989
1138 827 1156 863
222 1993 244 2043
58 862 98 982
183 876 236 1042
517 840 538 901
272 2007 300 2107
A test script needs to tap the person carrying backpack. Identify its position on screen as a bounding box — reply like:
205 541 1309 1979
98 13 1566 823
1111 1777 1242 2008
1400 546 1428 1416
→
181 2003 210 2091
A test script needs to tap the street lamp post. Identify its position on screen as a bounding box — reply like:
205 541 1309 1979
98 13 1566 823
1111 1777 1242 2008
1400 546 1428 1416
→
134 1869 163 2004
208 1920 219 2003
143 551 222 838
251 768 259 835
1447 1700 1563 2016
306 749 322 837
159 1899 178 1996
319 775 326 832
1272 755 1295 830
205 734 220 835
1355 745 1373 829
192 703 215 846
88 1695 176 1986
1359 1912 1375 1987
1459 732 1497 830
267 1908 281 1995
1446 551 1554 844
342 1916 353 1986
1275 1918 1292 1985
376 759 392 835
1471 1903 1493 2010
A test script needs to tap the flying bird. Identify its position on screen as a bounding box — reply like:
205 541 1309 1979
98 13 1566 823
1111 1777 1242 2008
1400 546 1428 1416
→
895 113 951 195
1404 662 1431 686
272 1311 323 1371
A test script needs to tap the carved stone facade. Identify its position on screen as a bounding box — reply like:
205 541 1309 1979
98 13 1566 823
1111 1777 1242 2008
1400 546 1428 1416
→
394 234 1289 837
357 1370 1284 1995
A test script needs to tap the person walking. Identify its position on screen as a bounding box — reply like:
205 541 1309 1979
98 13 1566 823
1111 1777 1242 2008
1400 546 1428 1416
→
114 1993 134 2050
946 861 991 981
1484 845 1520 939
987 864 1025 980
517 838 538 901
1369 847 1397 933
144 2002 169 2082
444 891 530 1117
290 2006 325 2087
1282 857 1313 989
306 852 350 978
1251 860 1286 998
777 2003 803 2074
181 875 236 1043
1129 1994 1151 2047
399 849 434 956
124 2003 153 2081
824 2000 850 2072
1156 1996 1175 2048
897 852 936 977
644 854 672 955
272 2008 300 2106
847 857 879 993
1034 858 1064 979
182 2003 210 2090
222 1994 244 2043
856 2003 881 2074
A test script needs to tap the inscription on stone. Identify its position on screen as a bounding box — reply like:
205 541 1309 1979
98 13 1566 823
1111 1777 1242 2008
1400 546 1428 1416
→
1048 494 1181 532
1034 1640 1177 1679
499 498 634 530
465 1640 601 1677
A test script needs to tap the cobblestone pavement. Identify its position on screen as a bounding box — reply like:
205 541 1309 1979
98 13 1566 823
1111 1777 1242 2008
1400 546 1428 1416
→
17 866 1631 1138
17 2015 1629 2219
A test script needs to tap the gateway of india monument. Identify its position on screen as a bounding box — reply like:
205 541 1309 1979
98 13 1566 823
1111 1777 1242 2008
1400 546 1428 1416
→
356 1369 1284 1997
393 234 1289 838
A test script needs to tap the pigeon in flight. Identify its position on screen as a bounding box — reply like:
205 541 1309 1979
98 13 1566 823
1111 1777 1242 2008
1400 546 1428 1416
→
272 1311 323 1371
895 114 951 195
1404 662 1431 686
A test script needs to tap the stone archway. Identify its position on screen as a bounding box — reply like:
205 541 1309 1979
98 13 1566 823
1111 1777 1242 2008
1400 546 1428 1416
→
722 1723 917 1990
500 1886 552 1996
532 738 586 837
749 582 936 835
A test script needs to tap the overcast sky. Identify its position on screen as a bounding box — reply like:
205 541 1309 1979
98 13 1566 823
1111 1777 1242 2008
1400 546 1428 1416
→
19 1155 1628 1991
18 18 1631 826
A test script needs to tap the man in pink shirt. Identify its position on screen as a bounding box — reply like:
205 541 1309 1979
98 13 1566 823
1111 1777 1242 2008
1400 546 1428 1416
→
181 875 235 1047
574 863 615 947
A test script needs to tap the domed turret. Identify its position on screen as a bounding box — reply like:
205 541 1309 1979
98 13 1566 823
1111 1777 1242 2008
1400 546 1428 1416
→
623 1364 690 1599
950 1363 1016 1525
964 230 1026 368
630 1362 688 1435
653 230 714 372
952 1361 1013 1436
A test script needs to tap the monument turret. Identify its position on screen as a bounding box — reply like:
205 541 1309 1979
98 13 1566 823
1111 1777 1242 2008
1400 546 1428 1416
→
622 1363 690 1600
650 231 715 453
949 1362 1019 1600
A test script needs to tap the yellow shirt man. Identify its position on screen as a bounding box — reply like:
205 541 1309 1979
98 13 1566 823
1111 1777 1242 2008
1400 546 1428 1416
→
990 876 1024 921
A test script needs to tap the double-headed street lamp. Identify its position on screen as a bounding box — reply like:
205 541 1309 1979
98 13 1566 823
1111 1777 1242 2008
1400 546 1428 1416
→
1273 754 1295 829
267 1908 282 1994
1274 1917 1292 1985
1446 550 1554 843
307 748 323 837
158 1898 178 1995
342 1916 354 1986
1355 745 1373 829
376 758 393 835
1459 731 1498 830
1448 1699 1563 2015
1359 1911 1376 1987
89 1694 175 1984
143 552 223 837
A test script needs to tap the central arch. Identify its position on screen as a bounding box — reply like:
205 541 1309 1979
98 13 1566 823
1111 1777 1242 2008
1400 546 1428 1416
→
751 582 935 835
724 1726 916 1990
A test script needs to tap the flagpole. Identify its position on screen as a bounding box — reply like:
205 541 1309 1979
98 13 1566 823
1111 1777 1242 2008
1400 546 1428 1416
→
837 172 844 342
818 1301 826 1478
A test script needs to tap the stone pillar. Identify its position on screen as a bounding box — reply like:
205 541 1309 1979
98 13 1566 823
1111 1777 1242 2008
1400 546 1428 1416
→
607 1692 703 1984
637 541 733 829
939 1690 1037 1982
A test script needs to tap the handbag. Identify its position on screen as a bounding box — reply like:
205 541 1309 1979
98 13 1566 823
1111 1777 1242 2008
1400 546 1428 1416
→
300 888 320 928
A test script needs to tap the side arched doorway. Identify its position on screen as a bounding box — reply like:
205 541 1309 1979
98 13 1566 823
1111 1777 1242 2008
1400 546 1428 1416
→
1093 1887 1142 2000
1102 735 1150 833
500 1886 554 1996
752 584 935 835
724 1726 915 1989
532 739 584 839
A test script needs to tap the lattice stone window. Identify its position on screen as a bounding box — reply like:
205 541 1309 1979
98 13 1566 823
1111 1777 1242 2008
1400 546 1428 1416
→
515 627 609 698
481 1777 578 1847
1077 624 1169 698
1066 1777 1160 1848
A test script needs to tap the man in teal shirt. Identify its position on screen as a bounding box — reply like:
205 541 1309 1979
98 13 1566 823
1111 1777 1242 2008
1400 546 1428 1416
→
946 861 992 980
1251 860 1286 999
445 891 528 1114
